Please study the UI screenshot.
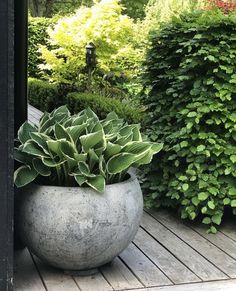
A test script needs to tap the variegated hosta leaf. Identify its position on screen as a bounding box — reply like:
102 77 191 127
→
86 175 105 193
14 165 38 188
22 140 49 158
107 153 137 174
18 122 37 144
14 106 163 190
104 142 122 159
80 130 105 153
33 158 51 176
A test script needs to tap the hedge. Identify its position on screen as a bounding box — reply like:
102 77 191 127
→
67 92 143 124
142 10 236 232
28 78 59 112
28 78 142 124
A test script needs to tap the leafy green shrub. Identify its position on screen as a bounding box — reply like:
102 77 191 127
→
14 106 163 192
142 10 236 232
28 78 59 111
67 92 143 124
28 17 55 77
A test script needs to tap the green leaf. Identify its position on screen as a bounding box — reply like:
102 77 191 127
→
192 197 200 206
30 132 49 154
229 188 236 196
231 200 236 207
80 130 104 152
86 175 105 192
18 122 37 144
182 183 189 191
105 142 122 159
197 145 206 152
42 157 65 167
223 198 230 205
198 192 209 201
187 112 197 118
74 175 87 186
47 139 64 156
107 153 136 174
14 149 33 165
55 123 72 142
208 226 217 234
208 201 215 210
33 158 51 176
67 124 87 143
230 155 236 163
14 166 38 188
212 214 222 225
202 217 211 225
208 187 218 196
78 162 95 177
22 141 49 158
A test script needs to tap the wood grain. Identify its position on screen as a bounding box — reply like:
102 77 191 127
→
14 250 45 291
120 243 171 287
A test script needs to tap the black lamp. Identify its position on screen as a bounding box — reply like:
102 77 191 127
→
85 42 96 68
85 42 96 91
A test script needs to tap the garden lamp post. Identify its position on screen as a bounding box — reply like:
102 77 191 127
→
85 42 96 91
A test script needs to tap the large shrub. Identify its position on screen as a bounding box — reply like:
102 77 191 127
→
142 10 236 232
39 0 142 86
67 92 143 124
28 17 56 77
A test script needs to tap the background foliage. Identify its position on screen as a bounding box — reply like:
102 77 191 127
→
39 0 141 89
142 10 236 232
28 17 56 77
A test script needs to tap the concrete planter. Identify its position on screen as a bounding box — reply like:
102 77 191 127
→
17 174 143 271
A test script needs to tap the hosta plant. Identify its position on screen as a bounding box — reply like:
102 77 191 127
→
14 106 163 192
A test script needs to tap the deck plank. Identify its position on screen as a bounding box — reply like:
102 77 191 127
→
126 279 236 291
14 249 46 291
191 225 236 261
220 221 236 242
100 257 143 290
74 272 113 291
33 256 80 291
134 228 199 284
147 209 236 279
120 243 171 287
141 212 227 281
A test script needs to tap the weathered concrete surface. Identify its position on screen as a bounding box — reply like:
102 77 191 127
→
17 175 143 271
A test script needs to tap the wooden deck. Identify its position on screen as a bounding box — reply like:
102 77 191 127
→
14 106 236 291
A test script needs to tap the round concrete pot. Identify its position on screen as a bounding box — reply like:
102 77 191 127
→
17 174 143 271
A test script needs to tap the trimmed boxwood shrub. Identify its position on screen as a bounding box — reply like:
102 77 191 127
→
28 78 59 111
28 78 142 124
142 10 236 232
67 92 143 124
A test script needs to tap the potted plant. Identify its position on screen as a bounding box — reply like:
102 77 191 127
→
14 106 163 271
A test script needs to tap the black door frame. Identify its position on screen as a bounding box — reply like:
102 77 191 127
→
0 0 28 289
0 0 14 290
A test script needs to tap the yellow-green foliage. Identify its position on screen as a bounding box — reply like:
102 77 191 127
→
135 0 206 45
40 0 142 85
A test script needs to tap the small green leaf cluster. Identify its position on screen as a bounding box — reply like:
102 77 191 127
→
14 106 163 192
142 10 236 232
